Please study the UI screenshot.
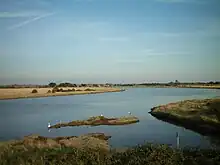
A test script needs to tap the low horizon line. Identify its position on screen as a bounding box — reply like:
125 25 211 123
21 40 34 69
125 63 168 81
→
1 80 219 86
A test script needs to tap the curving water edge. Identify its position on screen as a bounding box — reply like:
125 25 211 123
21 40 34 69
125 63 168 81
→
0 88 219 149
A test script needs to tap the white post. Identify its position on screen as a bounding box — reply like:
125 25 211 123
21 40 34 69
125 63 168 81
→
176 132 180 149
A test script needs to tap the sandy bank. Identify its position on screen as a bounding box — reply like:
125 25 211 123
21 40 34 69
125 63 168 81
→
0 87 124 100
150 98 220 137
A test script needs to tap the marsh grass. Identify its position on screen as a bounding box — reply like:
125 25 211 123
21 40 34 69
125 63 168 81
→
0 143 220 165
150 98 220 137
50 116 139 129
152 99 220 124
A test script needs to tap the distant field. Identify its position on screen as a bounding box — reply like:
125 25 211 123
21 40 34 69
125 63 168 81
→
0 87 122 100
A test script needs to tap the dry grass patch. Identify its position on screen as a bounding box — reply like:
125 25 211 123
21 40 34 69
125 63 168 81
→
0 87 123 100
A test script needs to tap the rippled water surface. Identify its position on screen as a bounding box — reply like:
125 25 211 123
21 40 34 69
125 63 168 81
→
0 88 219 148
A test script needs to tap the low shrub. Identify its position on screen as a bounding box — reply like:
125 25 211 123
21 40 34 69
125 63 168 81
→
31 89 38 93
52 87 64 92
47 90 51 93
52 87 59 93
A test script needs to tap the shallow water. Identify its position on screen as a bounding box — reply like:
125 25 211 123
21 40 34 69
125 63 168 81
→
0 88 219 148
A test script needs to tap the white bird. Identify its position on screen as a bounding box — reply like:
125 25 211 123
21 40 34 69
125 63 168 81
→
48 122 51 128
128 112 131 115
100 114 103 117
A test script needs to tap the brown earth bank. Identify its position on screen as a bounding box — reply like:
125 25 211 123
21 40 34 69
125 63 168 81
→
0 133 111 153
0 87 124 100
149 98 220 137
49 115 139 129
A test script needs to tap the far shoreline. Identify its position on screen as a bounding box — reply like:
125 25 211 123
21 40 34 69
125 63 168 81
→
117 85 220 89
0 87 124 100
0 84 219 100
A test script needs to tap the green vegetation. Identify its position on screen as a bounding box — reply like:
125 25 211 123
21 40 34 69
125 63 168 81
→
51 87 64 93
31 89 38 93
51 87 96 93
150 98 220 137
0 133 110 165
57 82 77 87
50 116 139 129
48 82 56 87
1 143 220 165
52 86 59 93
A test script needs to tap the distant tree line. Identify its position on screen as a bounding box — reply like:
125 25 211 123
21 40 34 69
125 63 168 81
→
115 81 220 87
48 82 112 88
0 81 219 88
49 82 77 88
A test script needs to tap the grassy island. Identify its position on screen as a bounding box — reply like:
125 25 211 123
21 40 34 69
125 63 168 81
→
150 98 220 137
49 115 139 129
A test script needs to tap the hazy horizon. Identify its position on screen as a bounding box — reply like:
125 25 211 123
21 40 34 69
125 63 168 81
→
0 80 220 86
1 0 220 84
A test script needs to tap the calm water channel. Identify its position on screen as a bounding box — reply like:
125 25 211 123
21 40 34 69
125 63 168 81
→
0 88 219 148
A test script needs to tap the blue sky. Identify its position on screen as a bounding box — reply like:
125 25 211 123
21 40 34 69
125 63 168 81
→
0 0 219 84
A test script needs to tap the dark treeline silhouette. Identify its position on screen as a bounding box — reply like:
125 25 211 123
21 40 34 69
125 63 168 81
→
115 81 220 87
0 81 219 88
57 82 77 87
